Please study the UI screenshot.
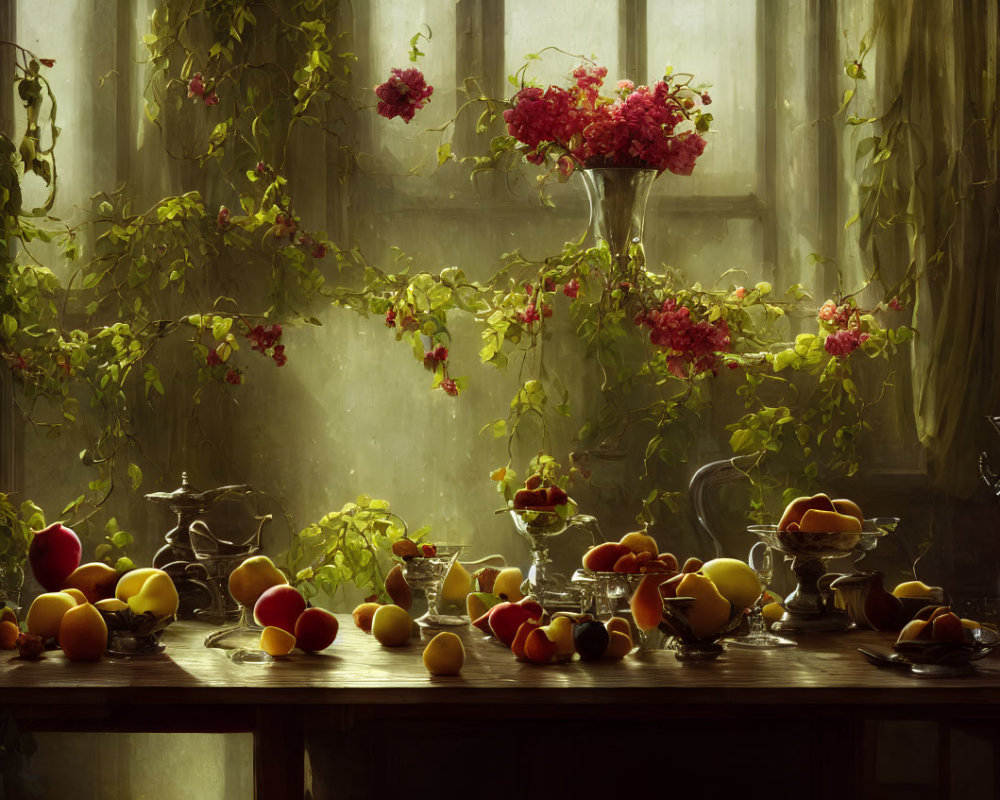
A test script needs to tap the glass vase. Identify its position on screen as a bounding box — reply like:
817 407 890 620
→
581 167 658 282
0 562 25 613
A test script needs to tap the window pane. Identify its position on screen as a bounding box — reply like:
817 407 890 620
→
647 0 759 195
371 1 457 169
504 0 620 87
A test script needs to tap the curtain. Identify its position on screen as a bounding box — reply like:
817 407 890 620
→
872 0 1000 495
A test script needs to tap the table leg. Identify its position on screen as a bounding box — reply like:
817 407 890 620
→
255 705 304 800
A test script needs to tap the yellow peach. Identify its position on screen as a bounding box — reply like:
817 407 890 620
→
26 591 77 640
59 602 108 661
422 631 465 675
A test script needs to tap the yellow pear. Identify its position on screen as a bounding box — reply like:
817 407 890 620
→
126 571 180 618
115 567 163 602
676 572 733 639
700 558 763 611
440 560 473 607
492 567 524 601
422 631 465 675
26 591 78 640
228 555 288 608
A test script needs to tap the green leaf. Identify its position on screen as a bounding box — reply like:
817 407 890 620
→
127 463 143 491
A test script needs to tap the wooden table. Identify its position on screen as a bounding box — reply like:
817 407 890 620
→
3 618 999 799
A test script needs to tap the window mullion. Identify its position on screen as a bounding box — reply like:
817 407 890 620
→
619 0 646 85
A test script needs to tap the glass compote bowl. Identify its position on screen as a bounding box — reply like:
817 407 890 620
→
660 597 744 662
727 541 797 648
749 518 896 633
400 544 467 627
508 510 593 611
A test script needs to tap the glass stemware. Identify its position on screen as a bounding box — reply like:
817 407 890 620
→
727 541 797 648
401 544 467 627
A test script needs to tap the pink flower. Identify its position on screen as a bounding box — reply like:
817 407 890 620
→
818 300 838 321
733 286 746 300
39 58 55 68
272 345 287 367
385 309 397 328
701 92 712 105
224 368 242 385
203 91 219 106
888 297 903 311
440 378 458 396
519 303 541 326
636 297 731 375
206 349 222 366
311 242 327 259
217 206 230 228
375 67 434 123
423 345 449 371
563 279 580 298
824 329 869 358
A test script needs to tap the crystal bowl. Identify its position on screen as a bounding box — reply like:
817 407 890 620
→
659 597 744 662
894 625 1000 667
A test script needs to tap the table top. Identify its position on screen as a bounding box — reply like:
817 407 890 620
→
4 617 1000 713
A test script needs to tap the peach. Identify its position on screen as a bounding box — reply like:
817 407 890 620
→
0 620 19 649
523 627 558 664
371 603 412 647
777 493 836 531
384 563 412 609
630 573 668 632
0 607 16 626
605 617 632 638
253 585 307 634
582 542 631 573
422 631 465 675
294 607 339 652
676 573 733 638
391 539 419 559
29 522 82 592
62 562 120 603
115 567 164 602
487 598 544 646
260 625 296 656
352 602 382 633
897 618 931 642
26 591 77 640
59 602 108 661
511 619 543 661
656 553 680 572
227 555 288 608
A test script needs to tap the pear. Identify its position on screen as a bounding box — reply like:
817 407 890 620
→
440 560 472 607
676 573 732 638
126 571 180 618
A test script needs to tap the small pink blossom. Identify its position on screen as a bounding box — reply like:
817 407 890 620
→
385 309 397 327
733 286 746 300
311 242 327 259
188 73 205 99
39 58 55 68
519 303 541 326
206 349 222 366
563 279 580 298
440 378 458 396
272 345 287 367
818 300 838 321
217 206 230 228
224 368 242 385
888 297 903 311
203 91 219 106
375 67 434 123
824 329 869 358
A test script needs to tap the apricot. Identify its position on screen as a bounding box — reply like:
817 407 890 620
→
61 588 88 605
62 562 121 603
605 617 633 638
777 493 836 531
619 530 658 557
832 498 865 524
28 522 82 592
897 618 931 642
630 573 668 632
227 555 288 608
352 602 382 633
523 627 558 664
253 584 307 634
612 552 640 573
798 508 862 533
655 553 680 572
511 619 543 661
931 611 966 643
26 591 77 641
59 602 108 661
0 606 16 626
371 603 412 647
391 539 419 559
681 557 704 574
0 620 19 649
294 607 339 652
260 625 296 657
604 629 633 659
422 631 465 675
491 567 524 601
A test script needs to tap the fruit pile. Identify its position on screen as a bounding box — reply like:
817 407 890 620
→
628 556 763 640
777 493 865 533
581 526 681 574
896 604 970 645
512 474 570 513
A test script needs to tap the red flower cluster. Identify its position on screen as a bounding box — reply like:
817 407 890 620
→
423 345 448 371
503 65 708 175
375 68 434 123
440 378 458 396
818 299 870 358
636 297 731 377
217 206 230 229
563 279 580 298
187 72 219 106
824 328 869 357
246 323 287 367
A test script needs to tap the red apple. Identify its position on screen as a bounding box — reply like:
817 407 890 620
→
28 523 82 592
487 598 544 646
294 607 339 652
253 585 307 634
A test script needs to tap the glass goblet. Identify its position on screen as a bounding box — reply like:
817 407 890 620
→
401 544 467 627
727 541 797 648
